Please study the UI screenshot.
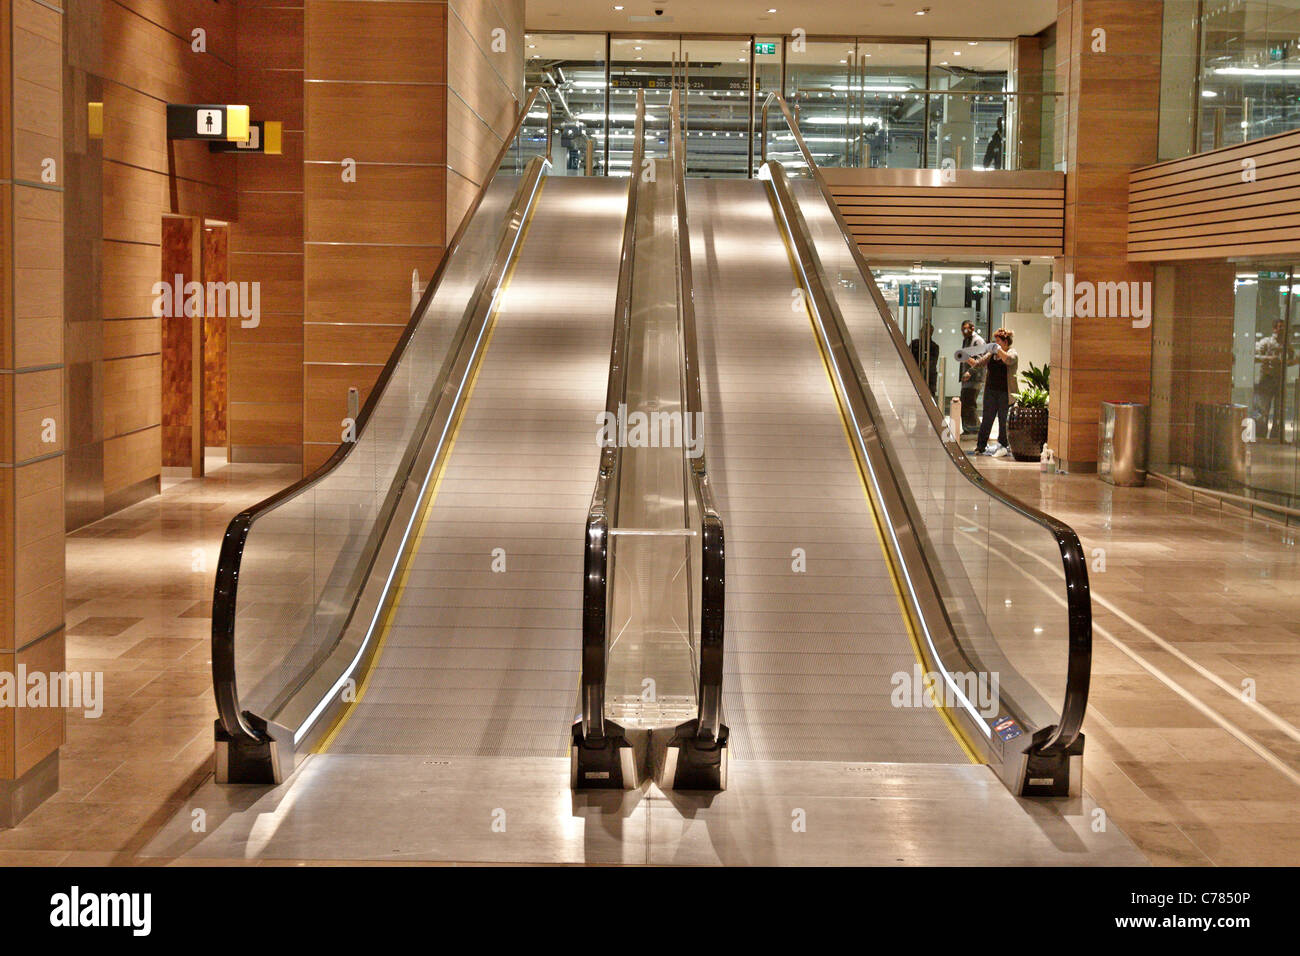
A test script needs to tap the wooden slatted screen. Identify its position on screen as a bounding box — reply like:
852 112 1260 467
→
1128 128 1300 261
820 168 1065 260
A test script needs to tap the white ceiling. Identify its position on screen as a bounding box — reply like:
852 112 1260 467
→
526 0 1059 39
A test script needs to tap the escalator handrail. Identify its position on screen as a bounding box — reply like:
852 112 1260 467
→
580 91 646 741
670 87 725 743
213 88 555 745
759 92 1090 755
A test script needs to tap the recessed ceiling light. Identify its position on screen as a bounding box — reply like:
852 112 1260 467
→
614 4 624 9
953 51 961 55
915 7 929 14
767 7 777 12
968 41 978 46
634 45 642 50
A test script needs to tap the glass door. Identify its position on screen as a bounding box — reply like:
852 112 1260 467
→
609 36 679 175
784 39 857 168
610 35 755 178
784 39 929 170
678 37 756 177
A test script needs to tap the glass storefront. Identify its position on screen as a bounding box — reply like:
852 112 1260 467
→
872 262 1035 407
1150 262 1300 520
526 32 1057 177
1161 0 1300 157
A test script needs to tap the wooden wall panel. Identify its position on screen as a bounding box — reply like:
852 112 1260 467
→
229 0 305 465
104 424 161 496
302 0 448 467
2 0 64 803
203 224 228 446
64 0 238 526
446 0 522 235
1128 128 1300 261
291 0 522 467
822 167 1065 260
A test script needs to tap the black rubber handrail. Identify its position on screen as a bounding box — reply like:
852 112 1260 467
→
759 92 1091 756
212 88 555 745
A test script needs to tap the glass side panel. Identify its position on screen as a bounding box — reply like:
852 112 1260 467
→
232 176 520 719
791 175 1068 731
604 160 697 728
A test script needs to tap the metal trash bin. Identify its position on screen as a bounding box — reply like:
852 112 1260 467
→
1099 402 1148 487
1193 402 1248 488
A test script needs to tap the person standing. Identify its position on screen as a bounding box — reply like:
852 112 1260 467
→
970 328 1019 457
959 320 985 435
910 321 940 399
1253 319 1297 440
983 116 1005 171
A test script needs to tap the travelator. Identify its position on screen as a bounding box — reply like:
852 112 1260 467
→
209 84 1092 801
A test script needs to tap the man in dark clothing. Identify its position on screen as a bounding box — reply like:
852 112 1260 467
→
909 323 940 399
983 116 1004 170
959 320 985 434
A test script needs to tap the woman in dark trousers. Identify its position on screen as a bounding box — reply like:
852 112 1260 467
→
969 328 1019 457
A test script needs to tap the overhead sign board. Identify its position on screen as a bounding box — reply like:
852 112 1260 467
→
166 104 251 143
610 76 751 92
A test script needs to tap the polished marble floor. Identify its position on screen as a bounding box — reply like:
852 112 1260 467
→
976 454 1300 866
0 453 1296 865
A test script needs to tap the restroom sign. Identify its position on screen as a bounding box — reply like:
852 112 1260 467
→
209 121 283 155
197 109 222 136
166 104 251 143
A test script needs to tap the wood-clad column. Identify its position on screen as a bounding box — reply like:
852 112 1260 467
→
445 0 524 234
1 0 65 826
302 0 450 473
1050 0 1162 470
229 0 305 466
301 0 524 472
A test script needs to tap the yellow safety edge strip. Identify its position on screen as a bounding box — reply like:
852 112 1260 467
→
314 180 545 754
769 192 980 765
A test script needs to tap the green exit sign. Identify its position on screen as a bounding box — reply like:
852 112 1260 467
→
755 42 777 55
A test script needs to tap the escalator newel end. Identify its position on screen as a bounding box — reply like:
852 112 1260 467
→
213 717 283 785
663 719 729 792
571 721 637 791
1018 727 1085 798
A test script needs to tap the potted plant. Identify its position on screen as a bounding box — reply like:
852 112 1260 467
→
1006 363 1050 461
